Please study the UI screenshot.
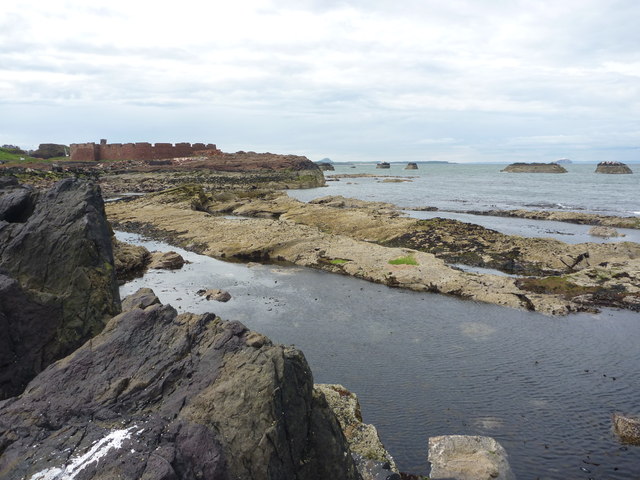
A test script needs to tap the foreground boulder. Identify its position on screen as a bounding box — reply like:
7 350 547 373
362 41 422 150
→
0 290 361 480
428 435 515 480
0 177 120 399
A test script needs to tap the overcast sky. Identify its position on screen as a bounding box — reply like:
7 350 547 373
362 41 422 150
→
2 0 639 162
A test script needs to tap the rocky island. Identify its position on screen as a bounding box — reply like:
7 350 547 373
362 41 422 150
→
595 161 633 174
501 162 568 173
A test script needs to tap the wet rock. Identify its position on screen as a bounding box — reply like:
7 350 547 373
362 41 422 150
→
0 290 361 480
428 435 515 480
404 163 418 170
148 250 185 270
316 384 398 474
613 413 640 445
376 162 391 169
197 288 232 302
0 178 120 400
112 238 150 281
589 226 623 238
121 287 161 311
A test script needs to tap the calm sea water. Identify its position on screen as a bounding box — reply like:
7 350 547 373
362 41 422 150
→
289 163 640 217
118 231 640 480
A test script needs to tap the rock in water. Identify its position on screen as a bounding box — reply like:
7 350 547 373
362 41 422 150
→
428 435 515 480
112 238 151 281
148 250 185 270
0 177 120 399
197 288 232 302
501 162 567 173
595 162 633 174
316 384 399 479
613 413 640 445
588 226 623 238
0 290 360 480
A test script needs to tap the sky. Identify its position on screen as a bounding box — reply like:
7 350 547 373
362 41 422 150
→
1 0 639 163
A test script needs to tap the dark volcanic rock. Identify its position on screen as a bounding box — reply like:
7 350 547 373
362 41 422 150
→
0 290 361 480
0 178 120 399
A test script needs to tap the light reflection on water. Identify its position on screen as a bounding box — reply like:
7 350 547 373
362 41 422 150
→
117 231 640 479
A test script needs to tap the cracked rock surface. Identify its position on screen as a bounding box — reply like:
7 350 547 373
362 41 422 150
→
0 289 361 480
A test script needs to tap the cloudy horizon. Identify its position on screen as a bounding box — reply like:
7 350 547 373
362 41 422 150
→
2 0 639 163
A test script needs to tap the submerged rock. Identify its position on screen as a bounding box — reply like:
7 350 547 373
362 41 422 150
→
0 177 120 399
428 435 515 480
613 413 640 445
0 290 361 480
589 226 624 238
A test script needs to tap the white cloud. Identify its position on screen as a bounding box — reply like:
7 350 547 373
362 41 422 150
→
1 0 639 161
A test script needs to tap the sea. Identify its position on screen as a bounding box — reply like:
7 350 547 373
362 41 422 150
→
117 162 640 480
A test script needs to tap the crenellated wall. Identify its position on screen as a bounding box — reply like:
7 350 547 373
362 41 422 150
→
69 140 217 161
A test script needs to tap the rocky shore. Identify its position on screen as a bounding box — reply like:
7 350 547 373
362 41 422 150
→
452 208 640 230
0 177 406 479
106 188 640 315
0 151 326 195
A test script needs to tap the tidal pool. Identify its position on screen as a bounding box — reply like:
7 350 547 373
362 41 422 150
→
117 231 640 479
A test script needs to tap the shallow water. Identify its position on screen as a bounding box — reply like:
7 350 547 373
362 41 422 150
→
290 163 640 217
404 210 640 244
117 231 640 480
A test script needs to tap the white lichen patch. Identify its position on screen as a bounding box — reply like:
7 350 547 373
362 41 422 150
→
30 427 134 480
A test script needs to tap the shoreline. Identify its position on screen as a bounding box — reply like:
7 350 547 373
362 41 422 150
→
106 187 640 316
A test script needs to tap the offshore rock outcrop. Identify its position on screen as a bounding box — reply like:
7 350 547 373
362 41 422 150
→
0 289 361 480
501 162 567 173
595 161 633 174
0 177 120 399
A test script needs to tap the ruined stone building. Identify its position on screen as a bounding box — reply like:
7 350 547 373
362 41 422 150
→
69 139 217 162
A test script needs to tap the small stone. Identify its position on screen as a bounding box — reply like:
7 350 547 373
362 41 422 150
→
198 289 232 302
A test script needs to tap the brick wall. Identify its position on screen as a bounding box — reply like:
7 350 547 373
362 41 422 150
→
69 141 217 161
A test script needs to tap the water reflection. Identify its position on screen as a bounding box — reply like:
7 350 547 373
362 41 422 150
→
117 231 640 479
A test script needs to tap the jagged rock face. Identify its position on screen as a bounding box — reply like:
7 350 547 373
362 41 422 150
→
0 177 120 399
0 291 361 480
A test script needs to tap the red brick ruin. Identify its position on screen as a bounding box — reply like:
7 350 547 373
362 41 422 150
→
69 139 218 162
